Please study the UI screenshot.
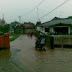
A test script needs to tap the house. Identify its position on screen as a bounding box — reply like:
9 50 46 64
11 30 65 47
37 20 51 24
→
11 21 20 27
13 23 35 34
23 24 33 27
23 24 35 33
37 17 72 35
14 24 25 34
10 21 20 34
0 19 6 25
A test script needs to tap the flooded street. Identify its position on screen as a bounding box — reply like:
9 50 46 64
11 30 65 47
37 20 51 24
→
0 35 72 72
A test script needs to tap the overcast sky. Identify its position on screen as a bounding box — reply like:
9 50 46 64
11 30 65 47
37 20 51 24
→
0 0 72 24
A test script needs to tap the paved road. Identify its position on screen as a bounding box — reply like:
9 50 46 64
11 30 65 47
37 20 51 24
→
1 35 72 72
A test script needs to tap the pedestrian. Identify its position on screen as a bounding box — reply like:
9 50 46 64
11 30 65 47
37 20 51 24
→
30 32 33 38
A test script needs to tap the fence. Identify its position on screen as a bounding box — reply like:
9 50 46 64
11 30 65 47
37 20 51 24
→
46 35 54 49
54 35 72 48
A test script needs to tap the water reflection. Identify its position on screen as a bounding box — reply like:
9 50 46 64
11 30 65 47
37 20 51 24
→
0 49 11 72
0 49 10 60
1 35 72 72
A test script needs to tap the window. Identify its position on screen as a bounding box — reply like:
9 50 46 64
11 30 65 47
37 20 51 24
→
45 28 49 32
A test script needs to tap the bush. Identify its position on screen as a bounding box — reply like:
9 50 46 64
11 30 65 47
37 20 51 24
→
70 32 72 35
47 32 54 35
10 34 20 42
4 45 8 50
34 30 40 38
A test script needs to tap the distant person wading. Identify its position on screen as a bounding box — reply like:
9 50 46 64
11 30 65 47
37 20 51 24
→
30 33 33 38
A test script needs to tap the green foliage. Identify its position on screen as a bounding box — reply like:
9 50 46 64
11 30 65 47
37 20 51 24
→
14 25 25 34
34 30 40 38
0 24 10 34
68 16 72 19
70 32 72 35
10 34 20 42
4 45 8 50
47 32 54 35
36 21 41 26
13 21 19 24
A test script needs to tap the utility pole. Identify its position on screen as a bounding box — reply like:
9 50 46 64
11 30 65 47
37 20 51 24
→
3 13 4 20
37 7 40 22
19 16 21 24
2 13 5 25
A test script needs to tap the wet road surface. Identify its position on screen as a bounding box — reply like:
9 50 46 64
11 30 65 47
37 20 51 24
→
0 35 72 72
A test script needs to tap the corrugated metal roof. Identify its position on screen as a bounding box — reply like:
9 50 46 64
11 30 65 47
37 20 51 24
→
40 19 72 27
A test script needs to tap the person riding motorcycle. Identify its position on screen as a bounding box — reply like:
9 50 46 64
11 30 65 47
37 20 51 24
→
35 33 46 51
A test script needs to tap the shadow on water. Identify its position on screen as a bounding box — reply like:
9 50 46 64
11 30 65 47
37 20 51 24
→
0 49 10 60
0 48 34 72
0 49 11 72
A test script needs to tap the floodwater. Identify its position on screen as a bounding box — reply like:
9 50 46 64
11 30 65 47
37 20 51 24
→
0 35 72 72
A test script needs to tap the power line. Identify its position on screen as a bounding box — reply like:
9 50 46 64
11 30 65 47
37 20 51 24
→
21 14 37 23
23 0 45 16
40 0 70 19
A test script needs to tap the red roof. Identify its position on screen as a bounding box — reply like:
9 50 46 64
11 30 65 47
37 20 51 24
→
23 24 33 27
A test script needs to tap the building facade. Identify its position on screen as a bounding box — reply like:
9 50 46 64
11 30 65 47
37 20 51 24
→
37 17 72 35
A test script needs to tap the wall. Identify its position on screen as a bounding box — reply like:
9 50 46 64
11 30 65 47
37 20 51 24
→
0 33 10 48
37 27 46 33
0 36 4 48
46 35 54 49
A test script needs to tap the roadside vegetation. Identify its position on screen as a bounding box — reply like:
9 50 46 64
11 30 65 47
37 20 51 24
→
10 34 20 42
0 24 10 34
33 30 40 38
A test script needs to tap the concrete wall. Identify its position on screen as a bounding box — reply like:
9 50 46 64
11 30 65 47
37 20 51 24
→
37 25 72 35
37 26 54 34
37 27 45 33
46 35 54 49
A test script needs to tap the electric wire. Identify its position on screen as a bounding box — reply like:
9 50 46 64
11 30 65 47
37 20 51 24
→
40 0 70 19
23 0 45 16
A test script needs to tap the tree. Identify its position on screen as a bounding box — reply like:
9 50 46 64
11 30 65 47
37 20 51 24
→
1 24 10 34
68 16 72 19
36 21 41 26
14 24 25 34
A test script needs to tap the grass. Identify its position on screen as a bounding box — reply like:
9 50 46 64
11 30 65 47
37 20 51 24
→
10 34 20 42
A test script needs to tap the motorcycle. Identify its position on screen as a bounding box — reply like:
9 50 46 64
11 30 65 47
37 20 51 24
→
35 39 46 51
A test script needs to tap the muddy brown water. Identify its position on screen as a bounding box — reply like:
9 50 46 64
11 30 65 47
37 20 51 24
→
0 35 72 72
